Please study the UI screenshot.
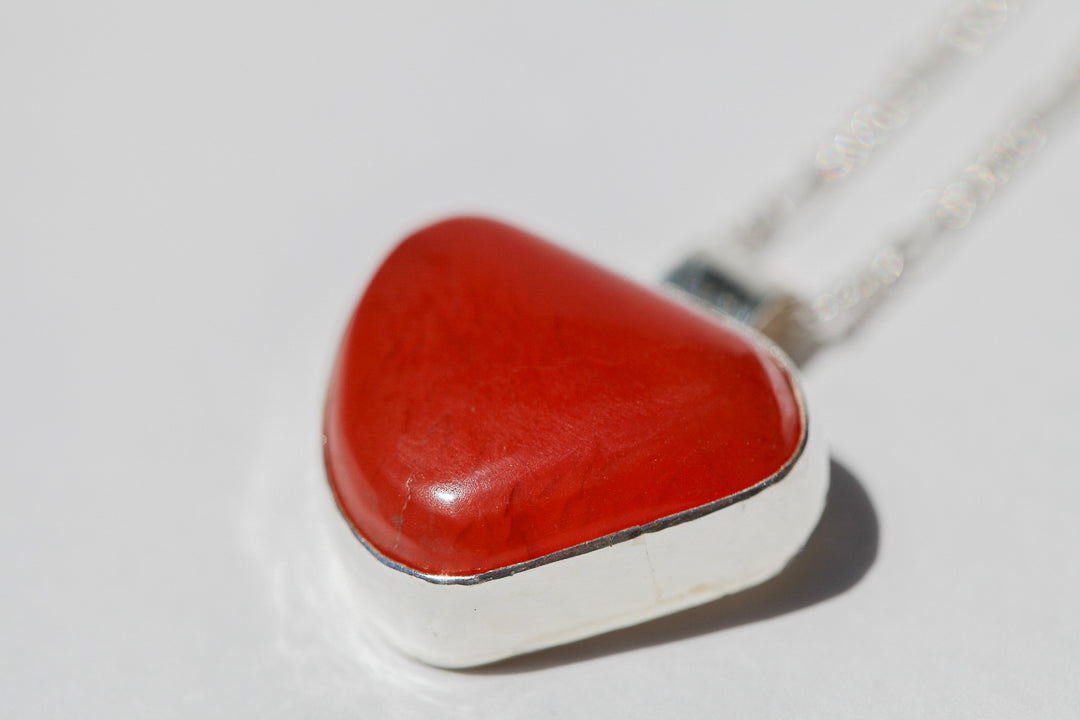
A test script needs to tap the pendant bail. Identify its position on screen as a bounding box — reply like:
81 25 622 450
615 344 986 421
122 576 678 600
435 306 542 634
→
665 250 818 366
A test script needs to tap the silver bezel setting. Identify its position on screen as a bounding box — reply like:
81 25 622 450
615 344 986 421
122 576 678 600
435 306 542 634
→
326 313 828 667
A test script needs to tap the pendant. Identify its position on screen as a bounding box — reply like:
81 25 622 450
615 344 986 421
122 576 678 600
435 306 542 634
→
323 217 828 667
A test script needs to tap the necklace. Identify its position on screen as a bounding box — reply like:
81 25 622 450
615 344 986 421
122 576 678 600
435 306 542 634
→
321 1 1079 668
670 1 1079 364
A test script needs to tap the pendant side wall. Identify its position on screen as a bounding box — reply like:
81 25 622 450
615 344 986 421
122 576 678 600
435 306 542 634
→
326 412 829 668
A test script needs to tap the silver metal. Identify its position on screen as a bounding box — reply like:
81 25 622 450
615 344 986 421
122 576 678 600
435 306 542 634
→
328 318 828 667
671 4 1080 361
804 50 1080 343
665 251 818 365
730 0 1015 254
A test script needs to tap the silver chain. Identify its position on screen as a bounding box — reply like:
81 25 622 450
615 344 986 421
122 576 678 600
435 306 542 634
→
804 49 1080 342
729 0 1016 253
689 0 1080 356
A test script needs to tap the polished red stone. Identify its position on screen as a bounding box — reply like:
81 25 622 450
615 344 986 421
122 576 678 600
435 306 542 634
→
324 218 802 577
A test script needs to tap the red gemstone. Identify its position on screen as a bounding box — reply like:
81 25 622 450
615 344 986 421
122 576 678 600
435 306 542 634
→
324 218 803 577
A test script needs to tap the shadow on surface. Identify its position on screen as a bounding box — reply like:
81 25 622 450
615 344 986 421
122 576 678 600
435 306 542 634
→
468 457 877 674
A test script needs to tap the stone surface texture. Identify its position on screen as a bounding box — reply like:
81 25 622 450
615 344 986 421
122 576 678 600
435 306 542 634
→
324 218 803 576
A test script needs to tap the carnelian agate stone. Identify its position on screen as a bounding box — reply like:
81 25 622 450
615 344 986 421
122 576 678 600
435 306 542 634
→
324 218 803 578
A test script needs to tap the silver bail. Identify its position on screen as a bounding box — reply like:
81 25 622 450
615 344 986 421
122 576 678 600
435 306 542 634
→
665 249 819 366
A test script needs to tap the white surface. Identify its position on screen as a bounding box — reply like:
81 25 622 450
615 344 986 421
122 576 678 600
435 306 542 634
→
2 1 1079 717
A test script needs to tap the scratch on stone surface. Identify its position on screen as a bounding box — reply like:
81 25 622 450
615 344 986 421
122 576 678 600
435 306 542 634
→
504 481 520 518
641 537 663 603
392 475 413 552
556 440 601 526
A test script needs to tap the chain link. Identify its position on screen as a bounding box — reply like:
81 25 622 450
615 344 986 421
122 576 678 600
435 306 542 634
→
706 0 1080 353
730 0 1016 253
804 52 1080 341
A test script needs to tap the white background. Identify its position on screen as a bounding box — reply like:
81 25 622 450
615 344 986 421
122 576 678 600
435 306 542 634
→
3 1 1079 717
